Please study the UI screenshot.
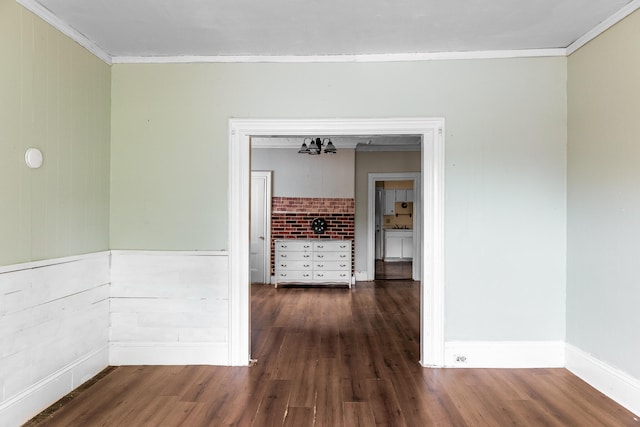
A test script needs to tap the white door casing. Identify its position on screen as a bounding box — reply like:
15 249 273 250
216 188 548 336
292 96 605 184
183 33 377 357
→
229 118 445 367
368 173 421 281
250 171 272 284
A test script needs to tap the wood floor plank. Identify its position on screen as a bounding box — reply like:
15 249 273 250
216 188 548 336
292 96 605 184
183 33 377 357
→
343 402 376 427
27 280 639 427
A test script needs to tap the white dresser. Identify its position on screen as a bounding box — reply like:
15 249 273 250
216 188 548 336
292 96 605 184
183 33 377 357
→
274 239 352 288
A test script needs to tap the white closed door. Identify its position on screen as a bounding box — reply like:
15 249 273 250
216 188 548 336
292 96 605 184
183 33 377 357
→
251 171 271 284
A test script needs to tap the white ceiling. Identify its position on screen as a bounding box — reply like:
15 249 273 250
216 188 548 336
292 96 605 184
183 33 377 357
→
22 0 637 61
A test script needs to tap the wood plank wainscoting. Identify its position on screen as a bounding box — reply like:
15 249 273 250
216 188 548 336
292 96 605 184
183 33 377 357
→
27 281 637 426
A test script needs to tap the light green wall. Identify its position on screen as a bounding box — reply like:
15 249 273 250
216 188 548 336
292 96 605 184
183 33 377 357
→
0 0 111 266
567 10 640 378
111 58 567 341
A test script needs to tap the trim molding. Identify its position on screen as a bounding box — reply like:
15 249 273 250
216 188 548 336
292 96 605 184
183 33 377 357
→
109 342 229 366
112 49 566 64
366 173 421 282
230 117 445 367
566 344 640 416
567 0 640 55
444 341 565 368
110 249 228 257
0 251 111 274
0 346 108 427
16 0 112 65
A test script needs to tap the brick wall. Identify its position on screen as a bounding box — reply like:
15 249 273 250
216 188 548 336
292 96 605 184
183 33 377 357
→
270 197 355 275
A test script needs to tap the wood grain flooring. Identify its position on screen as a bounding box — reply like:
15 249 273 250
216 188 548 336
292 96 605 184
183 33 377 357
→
375 260 412 280
27 281 639 426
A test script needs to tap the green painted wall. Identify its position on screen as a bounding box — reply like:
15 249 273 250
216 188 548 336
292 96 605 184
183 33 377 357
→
0 0 111 266
567 10 640 378
111 58 567 341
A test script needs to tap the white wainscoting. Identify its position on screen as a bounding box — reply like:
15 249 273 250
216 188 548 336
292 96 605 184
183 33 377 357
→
444 341 566 368
0 252 110 427
109 250 229 365
566 344 640 417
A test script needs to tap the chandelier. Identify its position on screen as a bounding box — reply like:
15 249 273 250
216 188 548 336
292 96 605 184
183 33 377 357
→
298 137 337 155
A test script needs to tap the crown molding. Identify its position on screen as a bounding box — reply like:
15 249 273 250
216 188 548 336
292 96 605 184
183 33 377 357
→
16 0 112 65
567 0 640 55
111 49 566 64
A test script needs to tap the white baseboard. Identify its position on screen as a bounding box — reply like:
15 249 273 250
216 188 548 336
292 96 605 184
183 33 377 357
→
444 341 565 368
566 344 640 416
0 346 108 427
110 342 229 366
354 271 368 282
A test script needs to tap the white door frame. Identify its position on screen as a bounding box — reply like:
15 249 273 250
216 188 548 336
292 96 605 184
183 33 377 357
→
368 172 421 281
250 171 272 284
228 118 445 367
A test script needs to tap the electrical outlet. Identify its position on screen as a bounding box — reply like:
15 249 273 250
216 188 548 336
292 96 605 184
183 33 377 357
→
454 355 467 363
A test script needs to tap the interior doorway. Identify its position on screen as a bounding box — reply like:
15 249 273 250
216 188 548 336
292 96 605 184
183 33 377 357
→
229 118 445 367
373 177 417 280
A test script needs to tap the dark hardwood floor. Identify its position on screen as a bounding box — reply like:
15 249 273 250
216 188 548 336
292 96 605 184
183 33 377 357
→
27 281 638 426
375 260 412 280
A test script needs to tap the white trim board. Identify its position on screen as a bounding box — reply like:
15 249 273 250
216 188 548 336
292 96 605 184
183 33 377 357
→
444 341 566 368
567 0 640 55
112 49 566 64
110 342 229 366
0 251 111 274
229 117 446 367
0 346 108 427
16 0 112 64
566 344 640 417
367 173 421 282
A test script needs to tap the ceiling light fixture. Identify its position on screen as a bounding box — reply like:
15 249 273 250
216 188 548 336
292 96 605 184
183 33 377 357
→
298 137 337 155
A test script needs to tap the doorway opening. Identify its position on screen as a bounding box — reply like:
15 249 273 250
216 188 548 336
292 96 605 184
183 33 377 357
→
370 173 420 281
229 118 445 367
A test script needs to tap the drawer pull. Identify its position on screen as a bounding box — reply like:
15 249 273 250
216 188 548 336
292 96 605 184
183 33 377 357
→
281 254 287 258
340 255 346 258
340 274 347 277
304 254 310 258
340 245 347 248
317 245 324 248
303 274 310 277
281 273 287 277
281 245 287 248
304 245 310 248
317 273 324 277
340 264 347 268
280 264 287 267
318 264 324 268
317 255 324 258
303 264 310 268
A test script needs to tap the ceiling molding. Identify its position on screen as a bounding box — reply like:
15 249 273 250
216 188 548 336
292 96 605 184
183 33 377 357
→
111 49 567 65
251 140 359 149
567 0 640 55
356 145 420 152
16 0 112 65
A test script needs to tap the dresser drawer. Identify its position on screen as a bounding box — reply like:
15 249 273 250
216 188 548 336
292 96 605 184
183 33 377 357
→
313 251 350 261
276 251 313 261
314 261 350 271
313 271 351 282
313 241 351 252
276 260 312 271
275 241 313 252
276 271 313 282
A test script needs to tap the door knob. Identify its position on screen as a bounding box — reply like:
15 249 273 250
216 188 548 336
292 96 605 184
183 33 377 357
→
259 236 265 240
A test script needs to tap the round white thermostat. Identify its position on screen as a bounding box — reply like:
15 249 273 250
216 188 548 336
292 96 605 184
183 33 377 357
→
25 148 43 169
